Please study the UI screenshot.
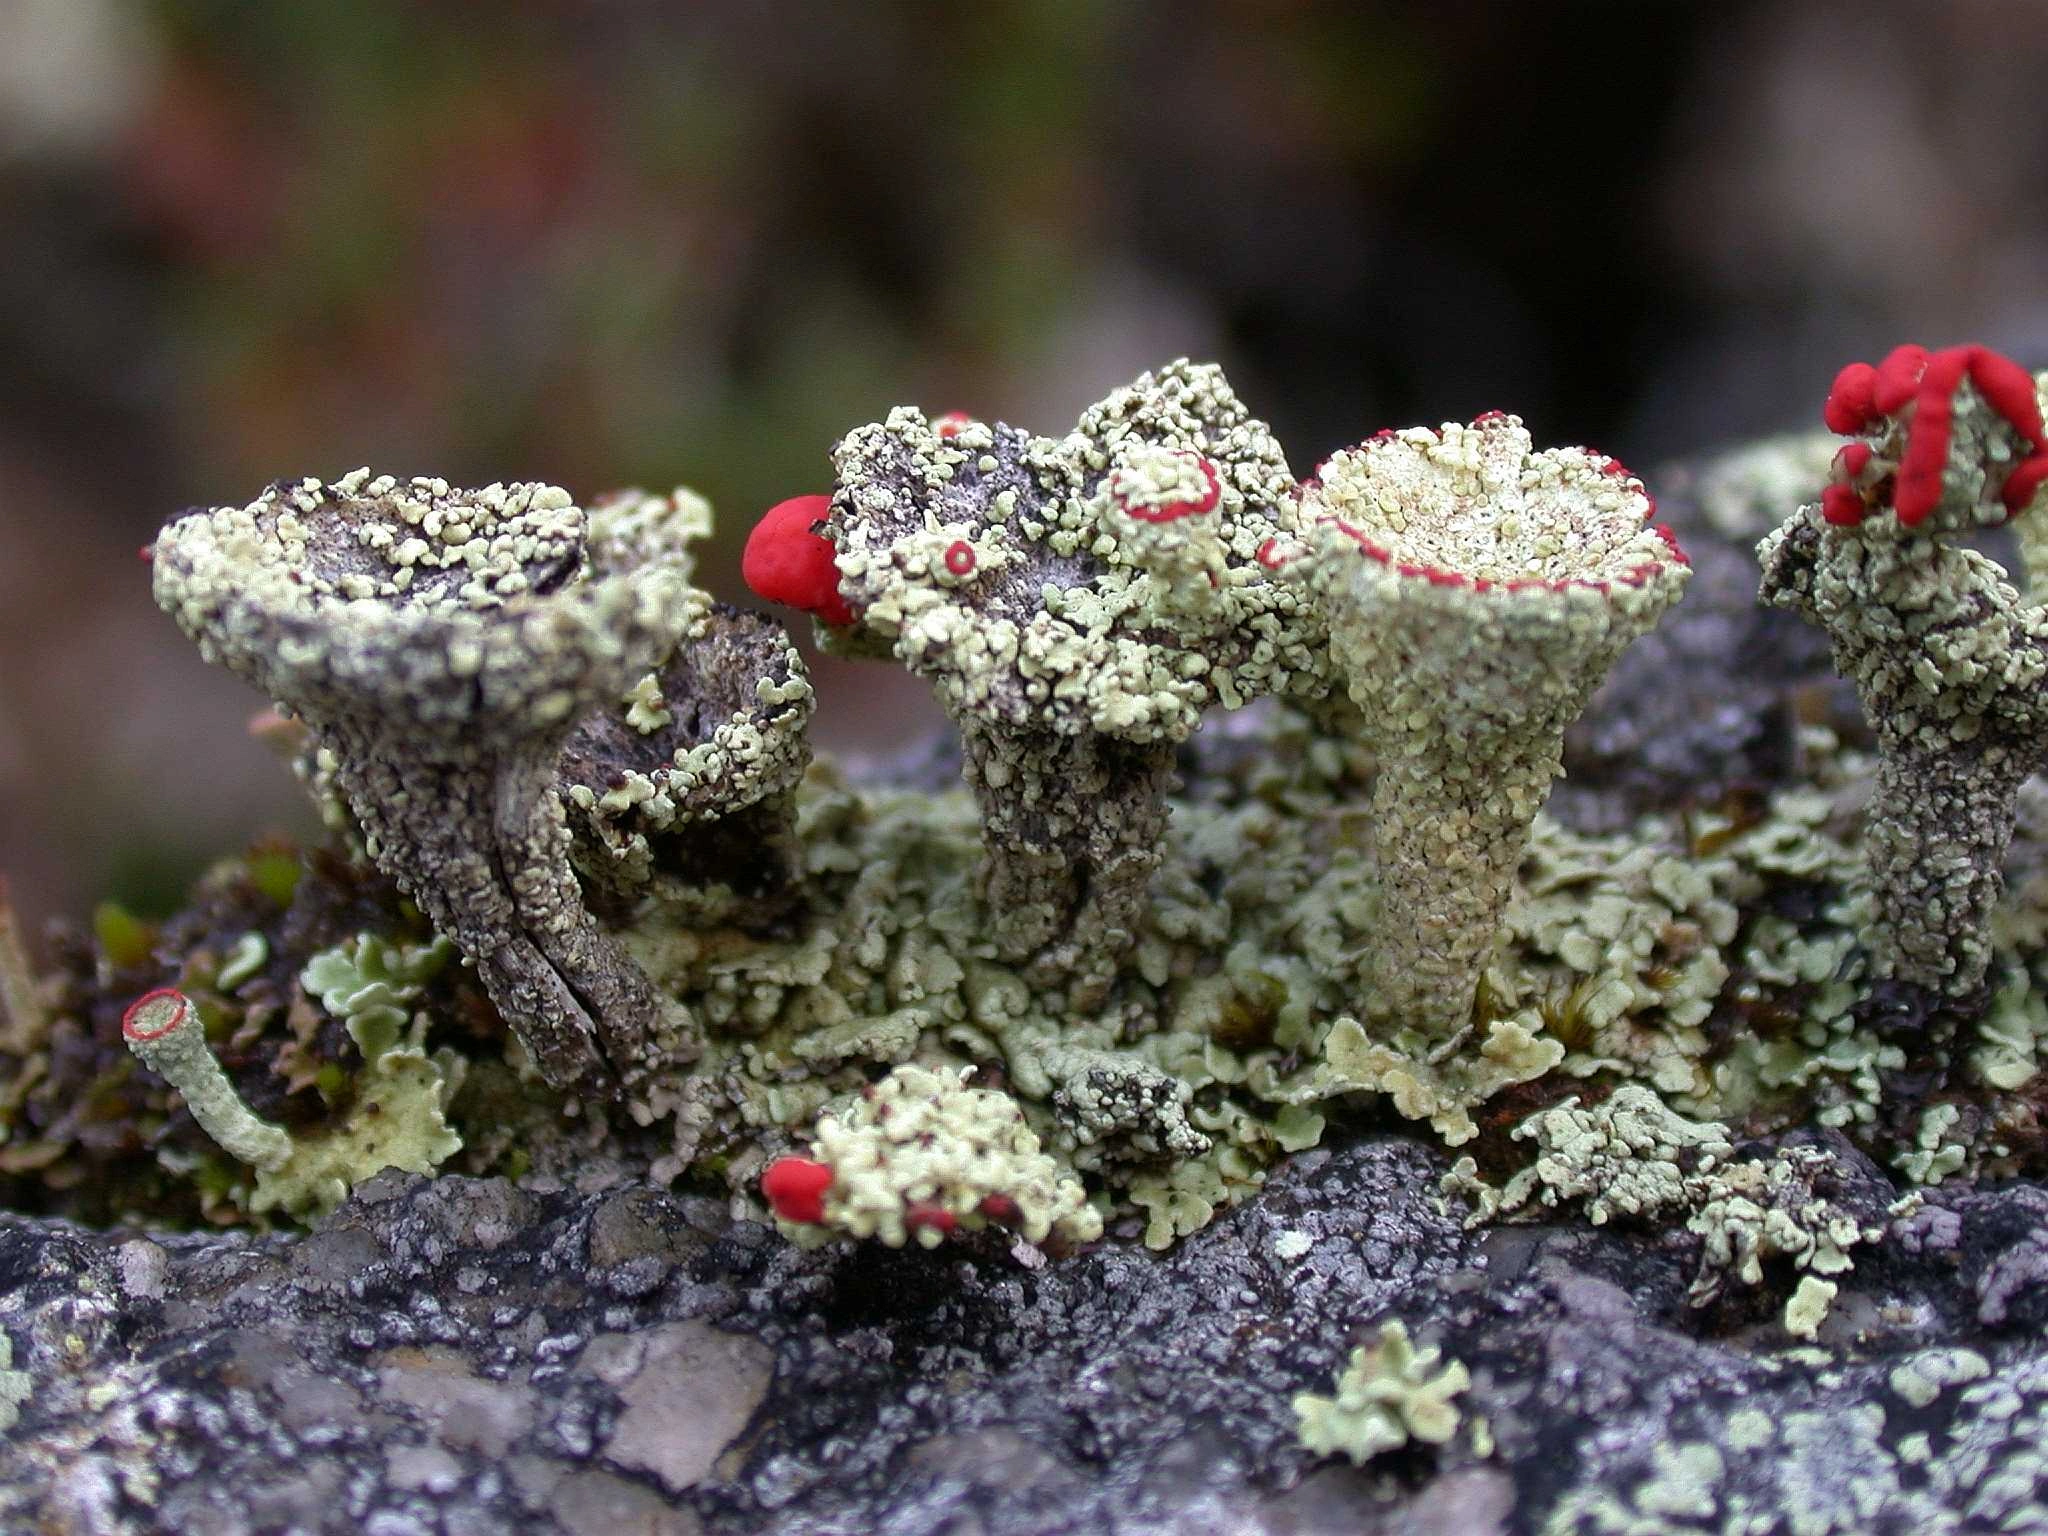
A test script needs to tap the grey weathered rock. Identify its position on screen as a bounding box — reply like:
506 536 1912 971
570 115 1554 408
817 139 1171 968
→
3 1141 2048 1533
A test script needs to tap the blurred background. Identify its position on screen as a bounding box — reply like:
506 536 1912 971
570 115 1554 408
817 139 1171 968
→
4 0 2048 931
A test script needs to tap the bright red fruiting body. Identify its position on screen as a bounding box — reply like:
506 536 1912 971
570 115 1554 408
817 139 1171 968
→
1114 454 1221 524
1820 483 1867 527
903 1201 957 1235
2004 454 2048 517
1873 344 1931 415
761 1155 833 1224
1823 343 2048 527
743 495 854 627
1472 409 1512 425
933 411 974 440
121 987 188 1043
1824 362 1881 435
944 540 977 576
978 1193 1021 1224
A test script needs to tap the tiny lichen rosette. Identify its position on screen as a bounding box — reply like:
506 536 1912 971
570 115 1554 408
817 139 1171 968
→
1297 416 1690 1037
152 471 705 1098
766 1064 1102 1250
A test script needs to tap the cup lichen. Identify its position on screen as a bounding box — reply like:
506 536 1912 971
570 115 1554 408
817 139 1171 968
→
758 361 1332 1002
1292 414 1691 1038
42 350 2042 1291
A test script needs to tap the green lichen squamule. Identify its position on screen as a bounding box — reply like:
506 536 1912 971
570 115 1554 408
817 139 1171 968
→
1294 1320 1471 1464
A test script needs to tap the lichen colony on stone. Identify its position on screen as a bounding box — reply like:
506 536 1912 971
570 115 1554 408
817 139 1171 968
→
43 343 2042 1285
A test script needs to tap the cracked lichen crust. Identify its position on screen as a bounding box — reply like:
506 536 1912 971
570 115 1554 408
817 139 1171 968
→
559 599 814 922
152 472 707 1099
1293 1319 1470 1465
767 1063 1101 1249
816 361 1330 996
1294 414 1690 1036
1760 349 2048 1017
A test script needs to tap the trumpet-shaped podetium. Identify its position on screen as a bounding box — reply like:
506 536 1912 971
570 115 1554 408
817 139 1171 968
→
1293 414 1690 1038
121 988 293 1172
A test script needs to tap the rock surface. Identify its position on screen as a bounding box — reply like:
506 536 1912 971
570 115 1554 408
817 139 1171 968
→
3 1139 2048 1533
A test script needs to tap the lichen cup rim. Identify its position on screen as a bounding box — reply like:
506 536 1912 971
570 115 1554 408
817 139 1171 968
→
1301 414 1688 603
152 472 702 734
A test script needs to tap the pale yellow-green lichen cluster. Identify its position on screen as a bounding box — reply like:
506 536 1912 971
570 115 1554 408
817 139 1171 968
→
592 711 1888 1239
300 932 452 1044
1447 1086 1893 1314
1447 1086 1734 1227
127 364 2048 1263
821 362 1334 995
1293 1320 1471 1465
1292 415 1690 1038
776 1064 1100 1250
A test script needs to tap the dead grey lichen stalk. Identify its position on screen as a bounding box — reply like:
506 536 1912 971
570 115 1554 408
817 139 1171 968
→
1759 351 2048 1028
1293 416 1690 1037
152 471 704 1099
813 361 1332 1002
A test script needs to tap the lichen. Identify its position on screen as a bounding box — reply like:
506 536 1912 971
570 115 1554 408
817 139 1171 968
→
152 471 709 1099
1293 1320 1471 1464
250 1003 464 1219
300 932 452 1046
1760 345 2048 1031
762 1063 1099 1249
0 1333 28 1435
1291 414 1690 1036
1444 1086 1734 1227
67 352 2048 1270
